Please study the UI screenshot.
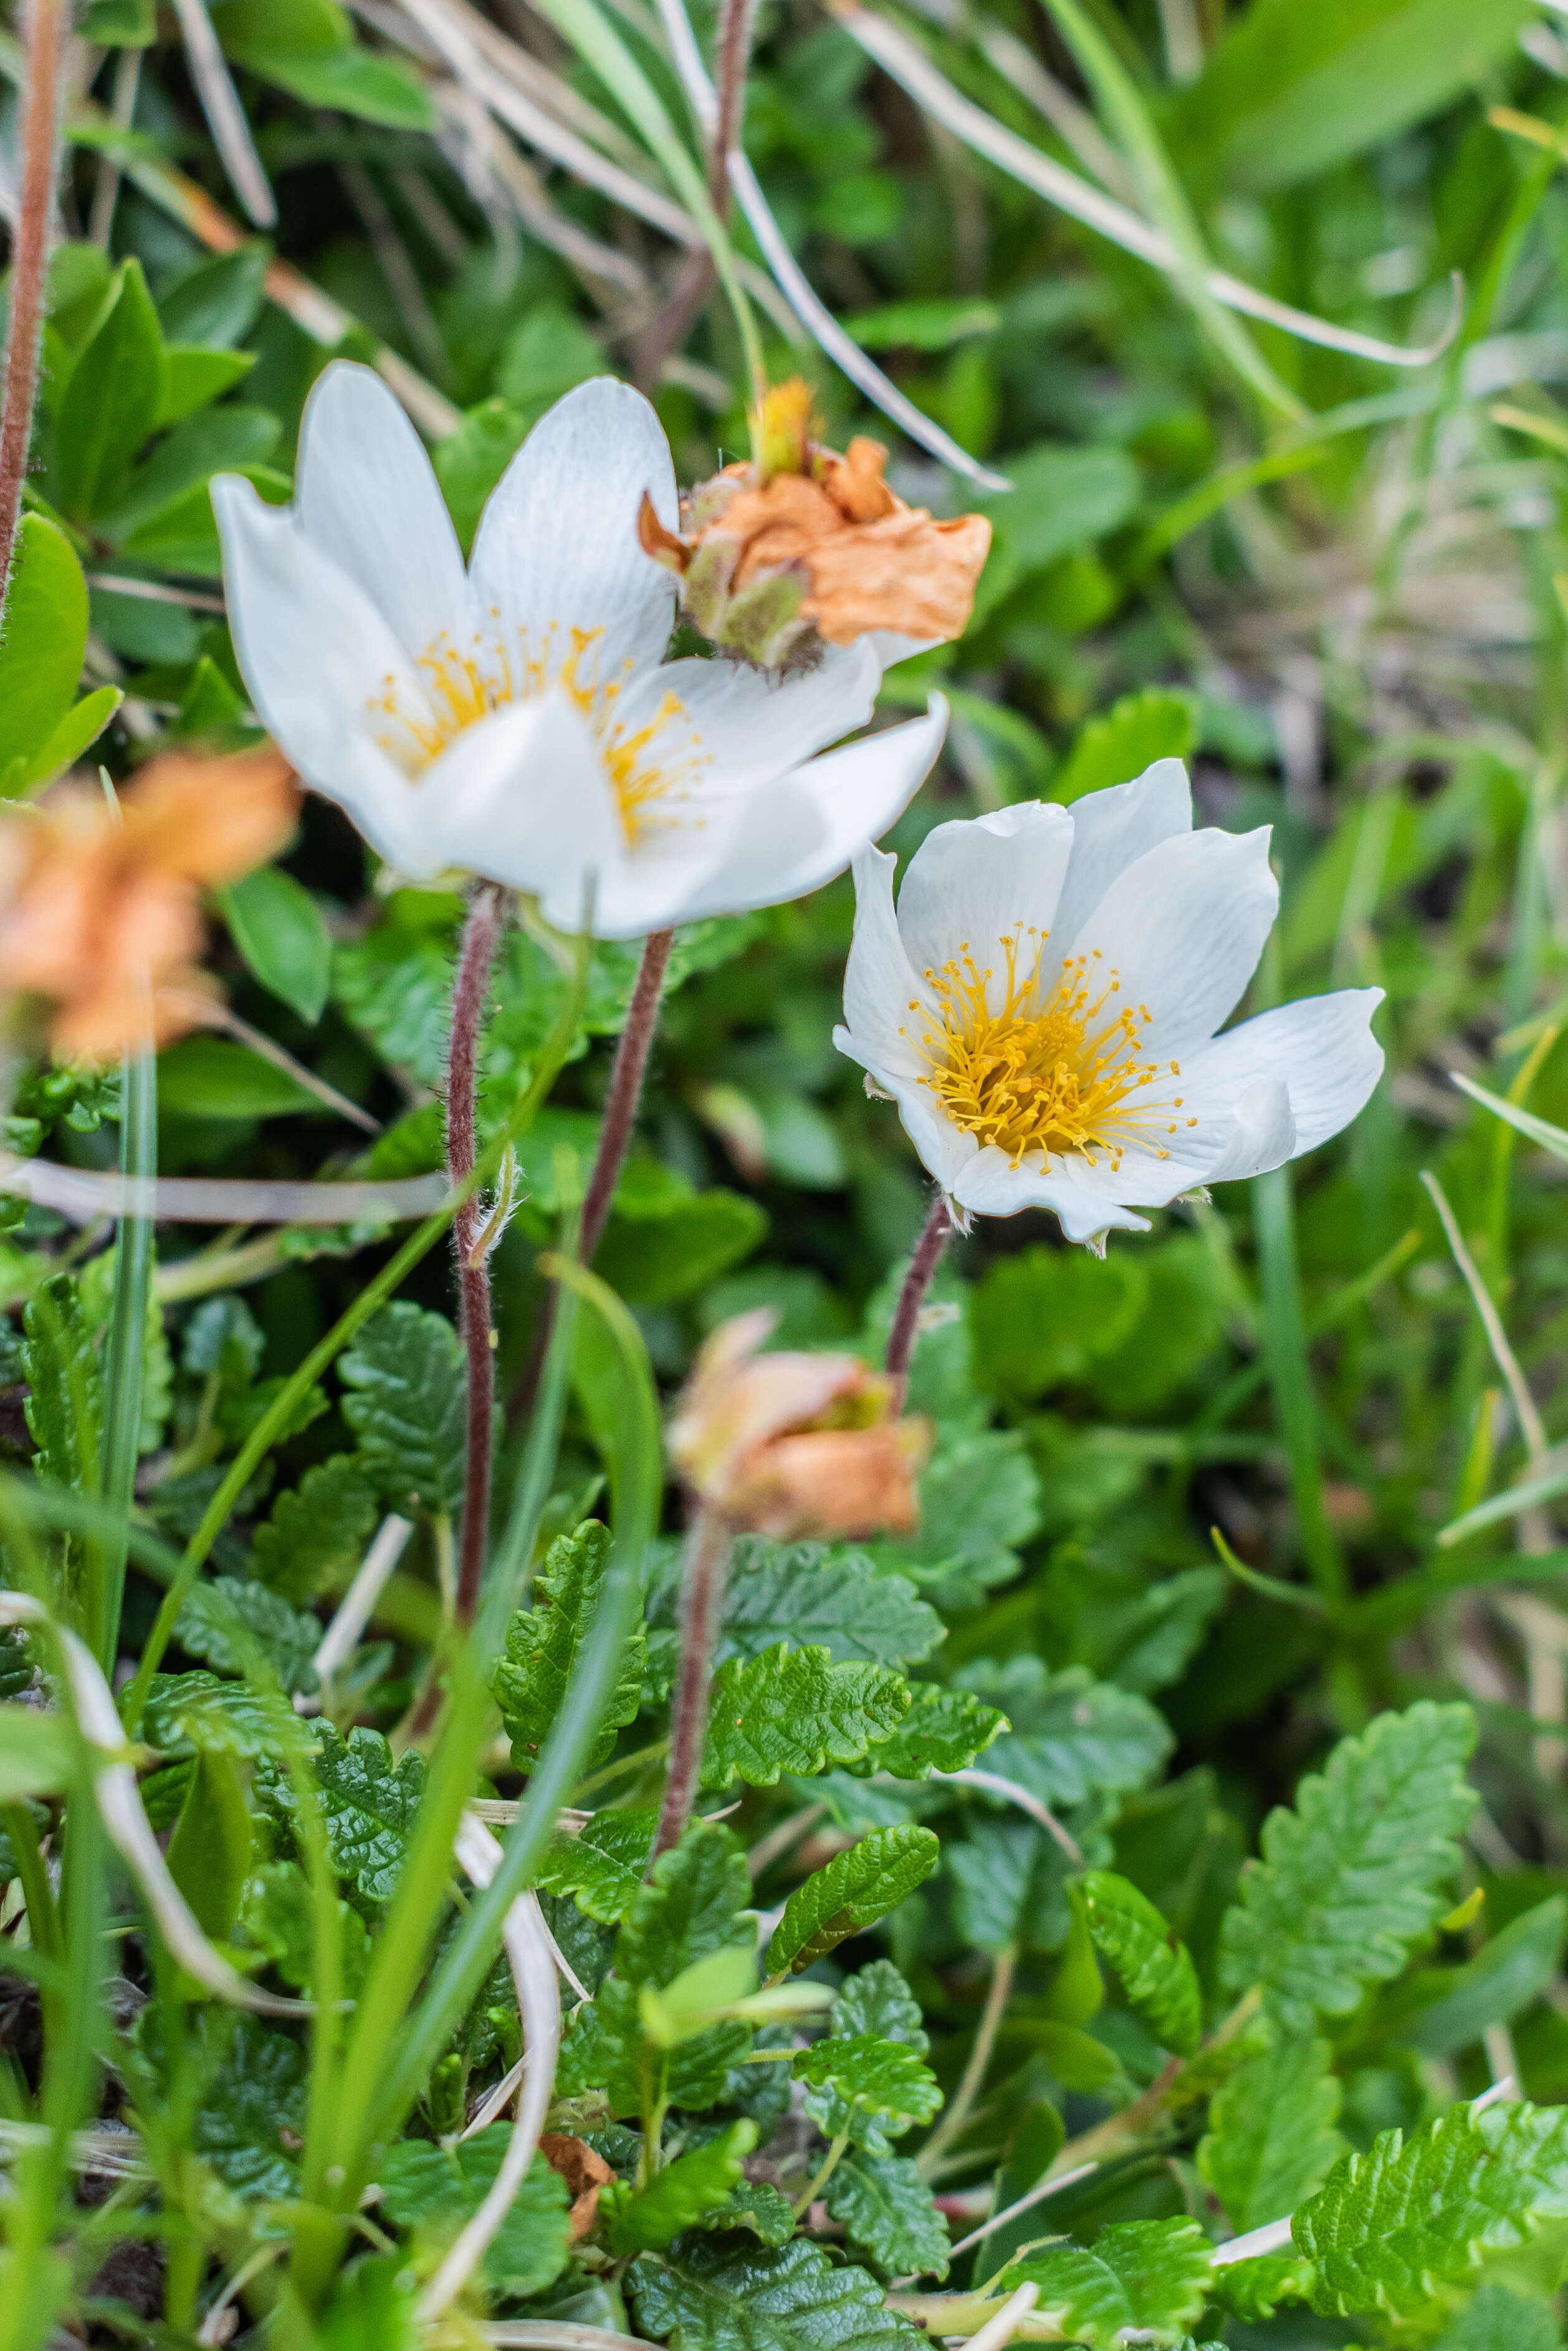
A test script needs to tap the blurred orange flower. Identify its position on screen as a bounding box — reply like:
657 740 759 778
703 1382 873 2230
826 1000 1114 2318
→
668 1306 929 1539
0 745 299 1062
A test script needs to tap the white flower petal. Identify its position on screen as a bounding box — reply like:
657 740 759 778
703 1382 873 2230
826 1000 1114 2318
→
469 378 679 691
1198 1077 1298 1182
416 691 625 911
614 641 881 805
294 362 471 668
952 1146 1152 1238
214 473 446 874
1050 757 1192 947
663 700 948 927
1180 989 1384 1156
895 800 1074 990
836 844 930 1086
1061 823 1278 1059
881 1071 979 1192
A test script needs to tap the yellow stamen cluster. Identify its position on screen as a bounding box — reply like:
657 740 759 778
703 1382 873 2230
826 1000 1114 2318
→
369 620 705 842
906 926 1200 1170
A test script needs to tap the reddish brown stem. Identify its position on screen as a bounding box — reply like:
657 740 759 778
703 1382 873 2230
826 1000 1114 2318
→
0 0 67 621
886 1195 953 1407
633 0 754 390
449 884 507 1626
650 1509 732 1863
506 926 675 1432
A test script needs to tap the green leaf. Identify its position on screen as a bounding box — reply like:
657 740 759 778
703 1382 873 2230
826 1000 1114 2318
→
823 2152 950 2280
1293 2098 1568 2320
174 1576 320 1696
978 443 1140 579
218 866 332 1024
99 405 279 542
537 1809 657 1922
251 1455 379 1604
0 1706 75 1803
832 1963 928 2052
494 1520 645 1768
4 684 122 797
143 1671 292 1760
961 1659 1172 1808
849 1682 1005 1779
701 1645 910 1788
157 247 269 347
234 41 437 127
158 344 256 424
603 2119 758 2255
1080 1872 1202 2057
1196 2037 1343 2233
1170 0 1532 196
1217 1701 1477 2033
22 1273 102 1496
378 2137 570 2296
340 1303 467 1518
241 1860 370 1998
1434 2285 1563 2351
972 1245 1148 1401
617 1819 753 1990
0 515 88 779
1207 2253 1314 2323
53 257 166 520
699 2179 798 2246
167 1744 252 1940
1054 696 1198 808
629 2228 924 2351
720 1540 943 1667
596 1185 768 1308
264 1722 425 1905
82 0 155 41
793 2036 942 2157
1394 1895 1568 2058
434 399 528 553
767 1827 940 1976
157 1037 319 1122
949 1817 1086 1956
186 2011 307 2200
884 1430 1041 1609
1002 2219 1214 2348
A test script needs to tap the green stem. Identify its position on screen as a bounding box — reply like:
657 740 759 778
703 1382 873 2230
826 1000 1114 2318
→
795 2127 851 2216
95 1044 155 1677
917 1944 1016 2176
1252 1165 1346 1606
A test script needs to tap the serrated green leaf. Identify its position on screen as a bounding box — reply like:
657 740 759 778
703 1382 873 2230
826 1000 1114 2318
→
340 1303 467 1518
833 1961 929 2052
618 1821 753 1989
250 1455 380 1605
494 1520 644 1768
159 2008 307 2201
378 2136 570 2296
949 1816 1092 1956
1217 1701 1477 2033
767 1827 940 1976
719 1540 943 1667
629 2229 924 2351
1395 1895 1568 2059
702 1645 909 1788
1293 2099 1568 2320
174 1577 320 1696
537 1809 657 1922
882 1429 1042 1609
22 1273 102 1495
1433 2284 1563 2351
1206 2254 1315 2323
1196 2038 1343 2233
241 1860 369 1999
603 2119 758 2254
793 2034 942 2157
1004 2218 1213 2347
853 1683 1006 1779
959 1659 1171 1808
697 2178 798 2246
1080 1872 1202 2057
823 2151 950 2279
143 1671 287 1760
261 1723 425 1905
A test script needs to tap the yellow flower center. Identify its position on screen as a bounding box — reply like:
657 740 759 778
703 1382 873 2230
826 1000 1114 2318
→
368 620 704 842
907 927 1198 1171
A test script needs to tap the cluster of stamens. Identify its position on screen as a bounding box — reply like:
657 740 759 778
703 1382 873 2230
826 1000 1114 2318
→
368 618 706 842
904 925 1200 1169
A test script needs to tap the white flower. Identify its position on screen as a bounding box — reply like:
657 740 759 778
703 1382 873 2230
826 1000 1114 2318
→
212 363 947 939
834 761 1384 1248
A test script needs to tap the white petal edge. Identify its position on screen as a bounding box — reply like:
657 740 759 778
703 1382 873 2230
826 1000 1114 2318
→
837 841 929 1085
1180 989 1385 1156
894 799 1075 992
414 690 626 910
951 1145 1152 1240
469 376 679 689
294 361 472 669
1062 822 1278 1060
1050 757 1193 948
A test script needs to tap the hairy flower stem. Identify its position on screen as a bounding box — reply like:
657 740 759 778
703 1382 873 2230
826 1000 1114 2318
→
449 884 507 1627
886 1194 954 1405
650 1509 732 1862
0 0 66 623
509 926 674 1428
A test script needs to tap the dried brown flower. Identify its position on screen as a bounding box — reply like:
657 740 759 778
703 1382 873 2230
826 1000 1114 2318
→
0 744 298 1062
667 1306 929 1539
639 378 992 669
539 2132 616 2239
